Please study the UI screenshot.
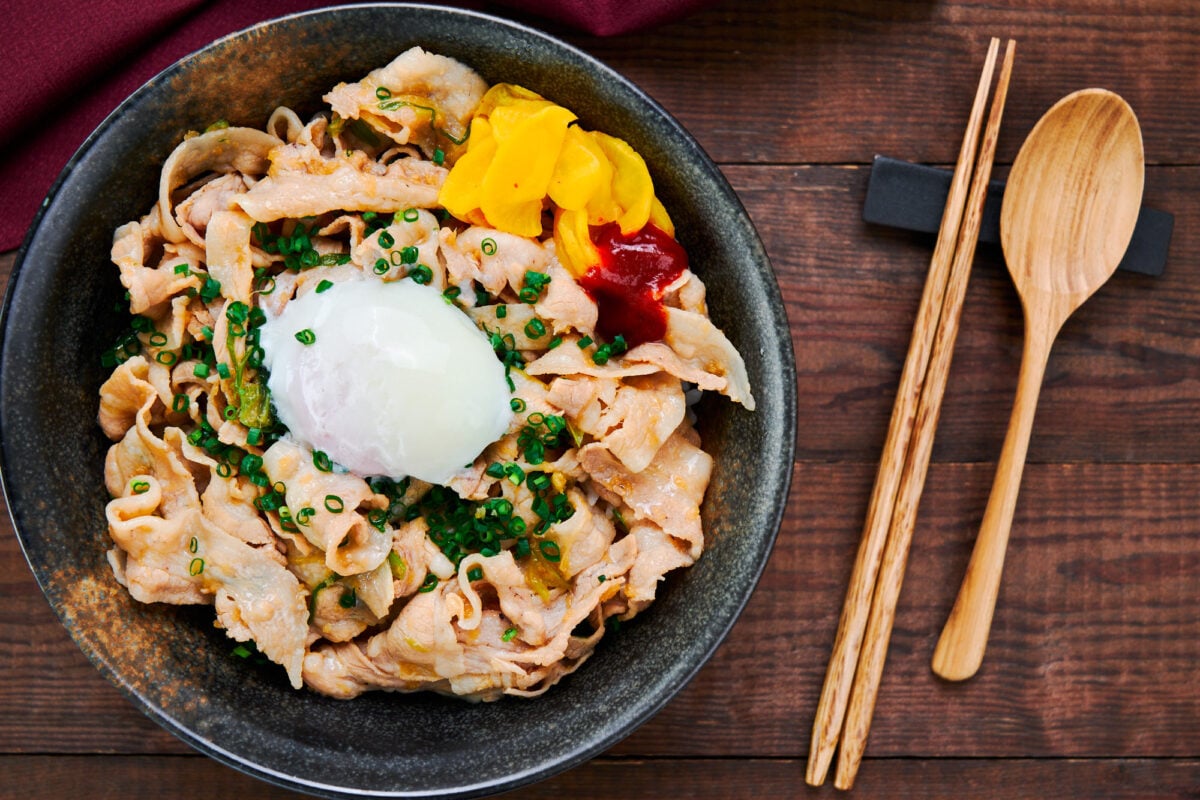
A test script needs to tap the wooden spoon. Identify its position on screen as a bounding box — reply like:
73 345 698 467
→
932 88 1144 682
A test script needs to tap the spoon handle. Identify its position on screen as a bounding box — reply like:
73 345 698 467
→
932 327 1051 681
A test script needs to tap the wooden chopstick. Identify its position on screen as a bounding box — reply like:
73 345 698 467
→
833 38 1016 790
804 38 1000 787
804 37 1014 789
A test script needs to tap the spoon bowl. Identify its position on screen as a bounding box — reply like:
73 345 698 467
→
932 88 1144 681
1001 89 1145 311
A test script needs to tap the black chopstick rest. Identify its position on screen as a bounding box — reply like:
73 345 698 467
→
862 155 1174 277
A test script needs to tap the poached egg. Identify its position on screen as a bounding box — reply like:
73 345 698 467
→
259 278 513 484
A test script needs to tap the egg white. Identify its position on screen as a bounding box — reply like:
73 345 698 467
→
259 278 513 484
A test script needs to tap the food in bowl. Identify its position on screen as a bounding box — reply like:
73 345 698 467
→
97 46 754 701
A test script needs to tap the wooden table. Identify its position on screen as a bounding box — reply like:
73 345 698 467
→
4 1 1199 797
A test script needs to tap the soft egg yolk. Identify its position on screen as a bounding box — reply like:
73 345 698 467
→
259 279 513 484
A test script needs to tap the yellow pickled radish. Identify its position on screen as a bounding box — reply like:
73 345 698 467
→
480 104 575 236
437 117 496 219
553 207 601 278
592 132 653 235
548 125 612 212
481 197 545 236
487 99 557 141
584 162 621 226
475 83 547 118
648 196 675 237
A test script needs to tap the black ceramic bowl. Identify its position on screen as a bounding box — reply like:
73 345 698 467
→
0 4 795 798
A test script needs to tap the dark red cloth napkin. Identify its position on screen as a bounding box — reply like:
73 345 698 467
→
0 0 711 253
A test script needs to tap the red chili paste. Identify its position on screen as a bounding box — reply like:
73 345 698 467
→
578 222 688 347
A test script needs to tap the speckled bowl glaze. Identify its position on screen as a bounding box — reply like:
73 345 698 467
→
0 4 796 798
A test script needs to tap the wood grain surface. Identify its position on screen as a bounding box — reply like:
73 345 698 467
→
3 1 1199 798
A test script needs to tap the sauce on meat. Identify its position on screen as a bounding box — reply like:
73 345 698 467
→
579 222 688 347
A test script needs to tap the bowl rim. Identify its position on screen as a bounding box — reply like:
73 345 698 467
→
0 4 798 798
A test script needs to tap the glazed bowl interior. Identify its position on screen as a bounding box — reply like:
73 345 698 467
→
0 4 796 798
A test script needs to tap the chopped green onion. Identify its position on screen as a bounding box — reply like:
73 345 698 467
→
402 208 419 222
485 462 506 479
510 398 526 412
527 471 552 492
324 494 345 513
539 541 561 562
216 362 231 379
295 328 316 345
496 305 507 319
297 507 315 526
481 238 497 256
149 331 168 346
278 507 299 533
246 427 262 446
367 508 388 532
130 479 150 495
521 270 551 304
388 551 407 579
173 263 190 275
578 335 594 348
418 573 439 593
199 277 222 302
193 362 211 378
377 230 395 248
547 336 563 349
316 279 334 293
155 351 177 366
409 264 433 285
374 258 390 275
338 588 357 609
502 626 518 642
226 302 248 324
172 394 189 413
432 148 445 166
188 536 199 554
400 245 418 264
466 566 483 582
524 271 551 290
313 450 333 472
524 318 546 338
503 463 525 486
188 557 205 575
255 491 284 512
